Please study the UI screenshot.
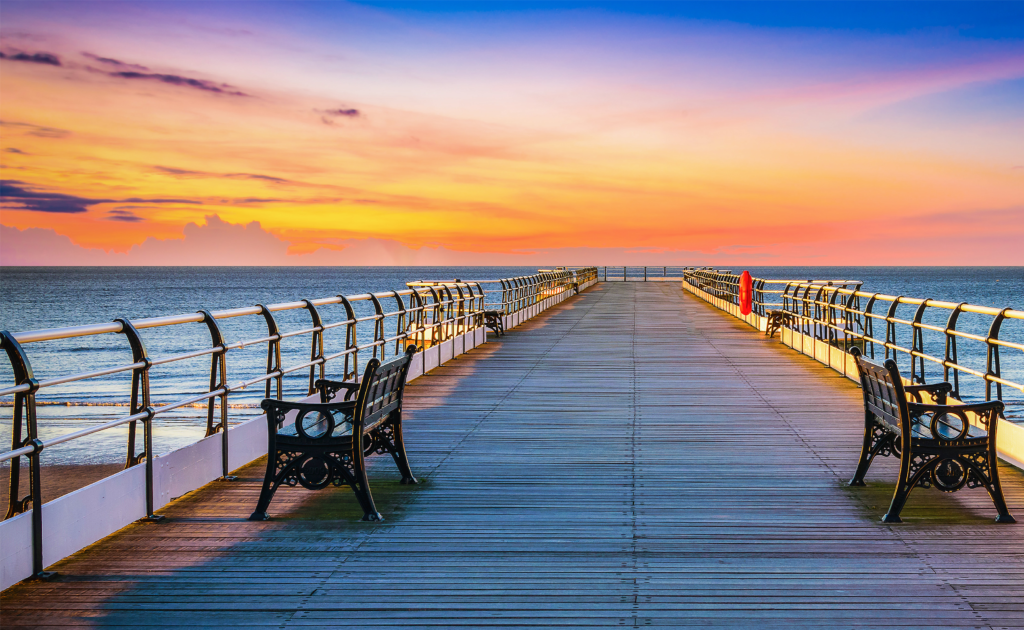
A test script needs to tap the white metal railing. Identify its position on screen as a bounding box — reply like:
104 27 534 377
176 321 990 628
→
0 268 595 582
682 268 1024 405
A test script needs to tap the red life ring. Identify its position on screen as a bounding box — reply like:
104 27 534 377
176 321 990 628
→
739 271 753 316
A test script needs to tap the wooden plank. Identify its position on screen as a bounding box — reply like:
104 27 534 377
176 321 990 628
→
2 282 1022 628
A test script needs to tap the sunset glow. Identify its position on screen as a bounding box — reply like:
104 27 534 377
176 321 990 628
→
2 1 1022 265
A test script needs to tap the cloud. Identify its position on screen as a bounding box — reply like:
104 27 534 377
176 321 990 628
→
108 71 248 96
3 48 246 97
81 52 149 71
231 173 290 184
153 166 291 184
318 107 362 125
0 226 112 265
121 197 203 204
106 209 144 222
151 166 204 177
3 148 27 154
0 120 71 138
1 180 207 214
230 197 287 204
321 108 361 118
0 180 109 214
0 51 61 66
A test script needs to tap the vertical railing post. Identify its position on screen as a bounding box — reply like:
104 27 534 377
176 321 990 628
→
337 295 358 381
812 286 827 340
453 284 466 336
910 301 930 384
943 304 965 399
1 331 56 580
114 318 146 469
883 299 901 366
368 294 386 361
827 288 842 349
391 290 408 355
407 289 424 350
114 318 164 522
498 279 509 314
302 300 325 393
257 306 283 400
427 286 443 345
197 310 234 481
863 294 878 359
2 331 33 521
985 309 1008 402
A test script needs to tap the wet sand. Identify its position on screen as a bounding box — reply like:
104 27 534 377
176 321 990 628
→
0 463 125 512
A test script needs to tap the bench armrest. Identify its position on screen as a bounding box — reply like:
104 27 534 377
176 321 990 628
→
261 397 356 437
908 400 1004 415
904 382 953 404
314 378 360 402
907 400 1004 435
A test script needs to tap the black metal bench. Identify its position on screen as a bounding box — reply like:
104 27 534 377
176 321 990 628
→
765 309 795 337
249 345 419 522
848 347 1014 523
483 310 505 337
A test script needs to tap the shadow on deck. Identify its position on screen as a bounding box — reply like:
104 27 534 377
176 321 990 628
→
2 282 1022 628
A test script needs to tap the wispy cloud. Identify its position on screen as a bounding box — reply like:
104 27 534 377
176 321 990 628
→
0 50 61 66
121 197 204 204
106 209 144 222
81 52 149 71
153 166 291 184
318 107 362 125
0 120 71 139
3 148 28 154
1 180 208 214
108 71 249 96
0 180 107 213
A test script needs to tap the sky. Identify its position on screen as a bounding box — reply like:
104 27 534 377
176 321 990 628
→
1 1 1022 266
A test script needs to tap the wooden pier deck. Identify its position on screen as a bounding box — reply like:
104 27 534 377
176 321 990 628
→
3 282 1023 628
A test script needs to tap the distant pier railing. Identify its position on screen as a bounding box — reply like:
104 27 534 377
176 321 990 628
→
0 267 597 588
600 266 688 281
681 267 1024 468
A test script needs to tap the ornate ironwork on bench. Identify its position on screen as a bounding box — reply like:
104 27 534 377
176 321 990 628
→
250 345 419 522
848 347 1014 523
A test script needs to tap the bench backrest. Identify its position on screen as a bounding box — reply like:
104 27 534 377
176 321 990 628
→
353 345 418 431
849 347 910 436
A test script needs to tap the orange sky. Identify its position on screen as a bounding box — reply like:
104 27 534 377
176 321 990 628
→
2 2 1023 265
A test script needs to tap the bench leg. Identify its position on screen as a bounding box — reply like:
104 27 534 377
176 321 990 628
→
882 441 920 523
371 419 418 484
390 419 418 485
249 448 301 521
983 443 1015 523
349 448 384 522
850 416 891 487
